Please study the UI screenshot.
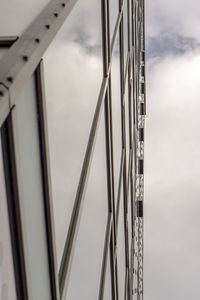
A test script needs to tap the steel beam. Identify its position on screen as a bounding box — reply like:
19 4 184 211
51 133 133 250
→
0 0 79 105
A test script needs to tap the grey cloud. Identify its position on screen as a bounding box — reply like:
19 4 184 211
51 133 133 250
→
44 40 103 264
147 33 200 59
146 0 200 42
145 52 200 299
42 0 200 298
45 0 119 55
53 0 102 52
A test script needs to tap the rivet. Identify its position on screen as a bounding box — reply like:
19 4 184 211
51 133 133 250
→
7 77 13 83
45 24 50 29
35 38 40 43
0 91 4 96
22 55 28 62
54 13 58 17
62 3 66 7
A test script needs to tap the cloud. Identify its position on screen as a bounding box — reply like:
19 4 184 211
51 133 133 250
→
145 51 200 299
147 33 200 59
44 1 200 298
146 0 200 42
54 0 120 52
56 0 102 50
66 111 108 300
44 39 103 264
43 28 124 300
43 0 122 265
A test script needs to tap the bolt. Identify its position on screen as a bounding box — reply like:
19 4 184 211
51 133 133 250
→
62 3 66 7
45 24 50 29
54 13 58 17
7 77 13 83
22 55 28 62
35 38 40 43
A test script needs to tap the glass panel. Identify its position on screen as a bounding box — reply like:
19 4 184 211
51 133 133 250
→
133 217 139 296
0 136 17 300
104 253 112 299
43 0 103 266
116 191 126 300
124 77 129 171
127 180 132 263
66 114 107 300
123 0 128 70
129 0 133 48
15 74 52 300
110 0 119 40
0 0 50 36
111 34 122 199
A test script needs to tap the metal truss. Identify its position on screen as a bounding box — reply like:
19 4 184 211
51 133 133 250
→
0 0 145 299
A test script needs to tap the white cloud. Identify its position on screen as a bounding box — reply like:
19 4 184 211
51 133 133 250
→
44 39 103 264
146 0 200 41
145 51 200 299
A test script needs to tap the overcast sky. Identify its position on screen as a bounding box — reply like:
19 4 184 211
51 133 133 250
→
0 0 200 299
44 1 200 299
145 0 200 299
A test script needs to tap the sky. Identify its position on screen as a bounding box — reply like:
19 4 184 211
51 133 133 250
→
0 0 200 299
145 1 200 299
44 1 200 299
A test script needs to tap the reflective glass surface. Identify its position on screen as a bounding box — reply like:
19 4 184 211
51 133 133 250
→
128 180 132 262
66 114 107 300
129 0 133 48
15 74 52 300
124 77 129 170
43 0 103 266
116 192 126 300
0 136 17 300
123 0 129 71
111 35 122 199
0 0 50 36
103 253 112 299
133 218 139 295
110 0 119 40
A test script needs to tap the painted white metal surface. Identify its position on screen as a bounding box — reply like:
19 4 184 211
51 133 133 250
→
0 0 50 36
15 75 52 300
0 138 17 300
